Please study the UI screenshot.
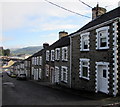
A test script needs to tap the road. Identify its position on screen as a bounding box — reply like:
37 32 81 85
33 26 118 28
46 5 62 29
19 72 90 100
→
2 72 93 106
2 72 115 106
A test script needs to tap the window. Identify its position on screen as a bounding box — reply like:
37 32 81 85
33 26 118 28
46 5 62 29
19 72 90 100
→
35 57 37 65
61 66 68 83
32 67 34 76
80 32 90 51
51 50 55 61
39 68 42 79
36 57 39 65
96 26 109 49
45 65 49 77
62 47 68 61
55 66 59 83
39 56 42 65
55 48 60 60
79 59 90 80
46 50 49 61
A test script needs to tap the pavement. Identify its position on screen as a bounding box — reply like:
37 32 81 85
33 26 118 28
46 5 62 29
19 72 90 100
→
29 80 120 107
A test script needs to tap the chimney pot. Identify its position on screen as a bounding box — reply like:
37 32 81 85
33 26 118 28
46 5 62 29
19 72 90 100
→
59 31 68 39
92 5 106 20
43 43 49 49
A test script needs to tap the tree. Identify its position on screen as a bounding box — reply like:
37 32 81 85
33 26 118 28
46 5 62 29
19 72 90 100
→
4 49 10 56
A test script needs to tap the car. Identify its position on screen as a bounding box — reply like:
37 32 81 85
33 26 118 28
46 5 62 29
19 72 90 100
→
17 74 27 80
10 74 17 78
7 71 11 76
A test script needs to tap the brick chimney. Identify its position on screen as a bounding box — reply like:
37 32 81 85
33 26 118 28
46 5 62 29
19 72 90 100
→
43 43 49 49
92 4 106 20
59 31 68 39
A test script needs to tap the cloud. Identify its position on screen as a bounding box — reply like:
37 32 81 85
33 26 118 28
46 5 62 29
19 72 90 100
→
30 24 80 32
1 1 91 31
2 0 119 32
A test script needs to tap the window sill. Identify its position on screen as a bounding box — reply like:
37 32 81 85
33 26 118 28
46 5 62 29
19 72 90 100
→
61 80 67 83
62 59 68 62
80 76 89 81
80 49 89 51
96 47 109 50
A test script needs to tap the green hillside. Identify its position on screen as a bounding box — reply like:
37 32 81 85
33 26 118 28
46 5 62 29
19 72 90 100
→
11 46 43 55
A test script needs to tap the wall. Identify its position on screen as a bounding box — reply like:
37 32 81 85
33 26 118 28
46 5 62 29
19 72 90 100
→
71 23 115 95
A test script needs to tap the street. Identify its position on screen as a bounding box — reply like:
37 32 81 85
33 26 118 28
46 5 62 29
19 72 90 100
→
2 72 120 106
2 72 93 106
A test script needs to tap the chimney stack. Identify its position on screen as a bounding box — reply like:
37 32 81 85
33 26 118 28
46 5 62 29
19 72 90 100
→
92 4 106 20
43 43 49 49
59 31 68 39
118 1 120 7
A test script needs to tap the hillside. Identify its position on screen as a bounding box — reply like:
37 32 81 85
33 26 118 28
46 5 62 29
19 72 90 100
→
11 46 43 55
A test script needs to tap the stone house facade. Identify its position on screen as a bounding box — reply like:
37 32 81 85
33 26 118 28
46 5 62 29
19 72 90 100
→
47 34 71 88
70 6 120 96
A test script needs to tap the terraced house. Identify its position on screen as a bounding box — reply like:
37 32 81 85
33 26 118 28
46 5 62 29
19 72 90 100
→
31 48 45 81
45 31 71 88
11 5 120 97
70 6 120 96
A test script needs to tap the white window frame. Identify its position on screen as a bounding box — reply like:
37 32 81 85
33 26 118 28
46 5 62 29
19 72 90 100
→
80 32 90 51
39 68 42 79
36 57 39 65
61 66 68 83
79 58 90 80
35 57 37 65
96 26 109 50
46 50 49 61
62 47 68 61
39 56 42 65
55 66 59 83
55 48 60 61
32 67 34 76
45 65 49 77
51 50 55 61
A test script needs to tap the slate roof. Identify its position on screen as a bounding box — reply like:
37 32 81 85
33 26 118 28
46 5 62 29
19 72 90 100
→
76 6 120 33
49 36 70 49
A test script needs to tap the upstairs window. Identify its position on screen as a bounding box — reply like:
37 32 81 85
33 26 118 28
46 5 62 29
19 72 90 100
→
51 50 55 61
36 57 39 65
79 59 90 80
39 56 42 65
46 50 50 61
55 48 60 61
96 26 109 49
32 57 34 65
61 66 68 83
62 47 68 61
80 32 90 51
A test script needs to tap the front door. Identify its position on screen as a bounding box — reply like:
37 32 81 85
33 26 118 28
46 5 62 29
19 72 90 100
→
50 67 55 84
34 69 38 80
97 65 108 94
55 67 59 83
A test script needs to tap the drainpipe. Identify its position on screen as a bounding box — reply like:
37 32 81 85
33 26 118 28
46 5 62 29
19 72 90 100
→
69 36 72 88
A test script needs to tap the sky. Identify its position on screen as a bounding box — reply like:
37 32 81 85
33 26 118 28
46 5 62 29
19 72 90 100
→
0 0 120 49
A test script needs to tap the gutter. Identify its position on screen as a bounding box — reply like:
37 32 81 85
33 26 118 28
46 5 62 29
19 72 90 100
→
71 17 119 37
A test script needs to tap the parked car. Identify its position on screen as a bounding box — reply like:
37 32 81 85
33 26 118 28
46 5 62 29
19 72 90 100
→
10 74 17 78
17 74 27 80
6 71 11 76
